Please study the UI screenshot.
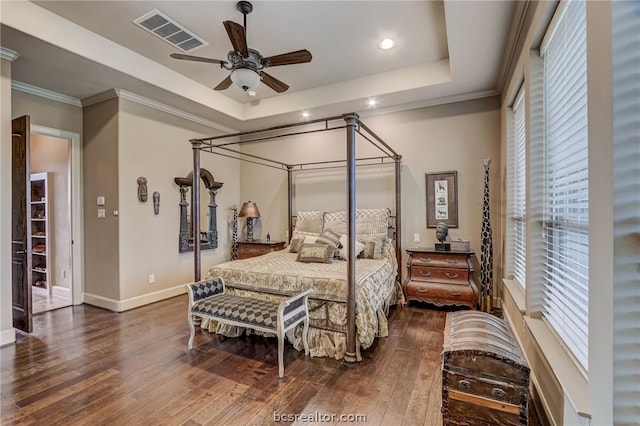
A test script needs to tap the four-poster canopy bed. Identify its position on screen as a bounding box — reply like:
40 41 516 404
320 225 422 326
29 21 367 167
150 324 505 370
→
188 113 402 362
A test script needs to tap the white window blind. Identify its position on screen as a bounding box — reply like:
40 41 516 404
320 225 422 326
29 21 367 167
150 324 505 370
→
541 0 589 371
507 90 527 287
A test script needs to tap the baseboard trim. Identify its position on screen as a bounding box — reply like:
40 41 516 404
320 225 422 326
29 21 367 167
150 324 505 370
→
52 285 71 299
84 284 187 312
0 328 16 346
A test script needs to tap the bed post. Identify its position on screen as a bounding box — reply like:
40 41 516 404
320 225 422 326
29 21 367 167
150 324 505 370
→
343 112 358 363
287 165 294 242
395 155 402 275
191 139 202 281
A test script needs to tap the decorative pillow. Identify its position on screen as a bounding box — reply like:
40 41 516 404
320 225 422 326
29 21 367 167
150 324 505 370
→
336 234 365 260
323 211 347 235
296 243 334 263
289 231 320 253
294 211 325 234
356 234 386 259
289 236 305 253
355 208 390 235
317 229 342 248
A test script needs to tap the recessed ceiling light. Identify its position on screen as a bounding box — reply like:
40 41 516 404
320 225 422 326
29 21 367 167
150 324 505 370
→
377 38 396 50
247 90 257 97
301 111 309 118
368 99 377 107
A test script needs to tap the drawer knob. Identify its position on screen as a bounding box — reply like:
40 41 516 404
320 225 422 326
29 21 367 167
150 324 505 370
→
492 388 506 398
446 258 460 264
448 290 462 296
458 380 470 390
418 271 432 277
445 272 459 279
417 288 429 293
418 257 432 263
259 248 265 252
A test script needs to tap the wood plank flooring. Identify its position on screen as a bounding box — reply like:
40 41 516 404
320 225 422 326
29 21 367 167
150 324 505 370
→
1 296 449 425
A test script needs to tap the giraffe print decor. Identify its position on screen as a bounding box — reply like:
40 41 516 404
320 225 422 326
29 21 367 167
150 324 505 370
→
480 158 494 312
230 206 239 260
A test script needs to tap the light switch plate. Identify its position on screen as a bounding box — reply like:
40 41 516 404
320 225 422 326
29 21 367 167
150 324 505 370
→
97 196 105 206
97 208 106 219
414 233 421 243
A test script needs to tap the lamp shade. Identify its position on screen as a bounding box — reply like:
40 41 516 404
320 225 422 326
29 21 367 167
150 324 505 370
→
238 201 260 218
230 67 261 91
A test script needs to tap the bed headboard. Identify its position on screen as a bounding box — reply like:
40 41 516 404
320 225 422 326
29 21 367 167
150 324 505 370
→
291 208 396 241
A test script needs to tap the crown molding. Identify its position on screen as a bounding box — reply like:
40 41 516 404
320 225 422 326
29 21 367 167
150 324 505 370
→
0 47 21 61
115 89 237 134
11 80 82 107
357 89 499 119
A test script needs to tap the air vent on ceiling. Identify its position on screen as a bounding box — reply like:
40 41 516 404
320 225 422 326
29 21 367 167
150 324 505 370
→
133 9 208 52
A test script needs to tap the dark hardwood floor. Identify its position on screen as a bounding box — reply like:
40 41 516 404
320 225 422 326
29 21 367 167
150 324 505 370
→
0 296 448 425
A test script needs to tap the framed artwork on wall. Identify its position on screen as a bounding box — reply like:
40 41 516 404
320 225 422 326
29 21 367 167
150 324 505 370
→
426 170 458 228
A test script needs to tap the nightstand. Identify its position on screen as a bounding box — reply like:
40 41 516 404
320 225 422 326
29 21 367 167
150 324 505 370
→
237 240 286 259
403 247 478 309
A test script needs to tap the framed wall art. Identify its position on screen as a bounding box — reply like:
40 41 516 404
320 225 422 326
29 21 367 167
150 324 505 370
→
426 170 458 228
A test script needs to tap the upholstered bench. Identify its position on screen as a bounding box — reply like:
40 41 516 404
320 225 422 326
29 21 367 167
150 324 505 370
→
185 277 311 378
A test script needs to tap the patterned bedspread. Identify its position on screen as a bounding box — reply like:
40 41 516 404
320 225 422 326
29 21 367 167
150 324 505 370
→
203 241 401 360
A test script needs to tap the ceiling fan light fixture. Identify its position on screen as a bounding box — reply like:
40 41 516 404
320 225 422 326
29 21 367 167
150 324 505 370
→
230 67 261 91
377 38 396 50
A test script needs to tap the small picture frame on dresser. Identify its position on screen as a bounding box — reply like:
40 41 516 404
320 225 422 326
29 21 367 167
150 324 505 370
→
426 170 458 228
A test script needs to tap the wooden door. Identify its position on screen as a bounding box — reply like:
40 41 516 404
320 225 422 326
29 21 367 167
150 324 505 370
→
12 115 32 333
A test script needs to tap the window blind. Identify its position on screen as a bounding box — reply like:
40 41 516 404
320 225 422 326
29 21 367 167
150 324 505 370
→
541 0 589 371
507 89 527 287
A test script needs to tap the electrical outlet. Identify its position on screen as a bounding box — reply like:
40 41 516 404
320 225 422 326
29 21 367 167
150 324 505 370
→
148 274 155 284
97 208 106 219
414 233 421 243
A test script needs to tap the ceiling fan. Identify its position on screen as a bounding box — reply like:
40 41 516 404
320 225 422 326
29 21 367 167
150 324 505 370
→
170 1 312 94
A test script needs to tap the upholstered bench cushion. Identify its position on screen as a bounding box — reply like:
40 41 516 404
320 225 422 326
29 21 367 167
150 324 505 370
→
192 294 279 329
190 278 225 302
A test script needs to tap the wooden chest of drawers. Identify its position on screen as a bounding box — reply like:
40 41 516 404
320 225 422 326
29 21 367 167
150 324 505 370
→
403 248 478 309
442 311 530 425
237 240 286 259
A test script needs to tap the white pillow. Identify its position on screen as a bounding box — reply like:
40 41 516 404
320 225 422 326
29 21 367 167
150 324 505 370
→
337 234 365 260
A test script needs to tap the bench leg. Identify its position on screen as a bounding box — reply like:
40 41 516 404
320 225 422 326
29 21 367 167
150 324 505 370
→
277 331 285 378
188 313 196 349
302 317 310 356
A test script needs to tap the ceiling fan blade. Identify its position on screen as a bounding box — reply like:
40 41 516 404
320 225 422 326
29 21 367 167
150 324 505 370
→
170 53 226 65
214 76 233 91
261 72 289 93
223 20 248 56
263 49 312 67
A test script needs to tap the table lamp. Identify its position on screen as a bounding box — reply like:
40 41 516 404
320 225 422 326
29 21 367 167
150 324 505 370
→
239 201 260 241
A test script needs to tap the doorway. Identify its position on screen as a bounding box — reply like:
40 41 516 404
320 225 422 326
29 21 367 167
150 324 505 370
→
30 125 82 313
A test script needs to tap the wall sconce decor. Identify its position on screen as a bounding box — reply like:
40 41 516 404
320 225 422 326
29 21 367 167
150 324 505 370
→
239 201 260 241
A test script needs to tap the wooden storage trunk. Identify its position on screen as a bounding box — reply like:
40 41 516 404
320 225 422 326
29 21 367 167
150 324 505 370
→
442 311 530 425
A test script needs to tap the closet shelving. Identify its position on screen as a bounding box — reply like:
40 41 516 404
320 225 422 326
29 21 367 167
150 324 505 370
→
30 172 50 290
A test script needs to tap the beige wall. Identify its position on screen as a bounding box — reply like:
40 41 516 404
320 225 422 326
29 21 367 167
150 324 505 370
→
83 98 120 301
11 91 82 134
30 134 71 291
116 98 239 301
1 58 14 344
240 97 502 284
